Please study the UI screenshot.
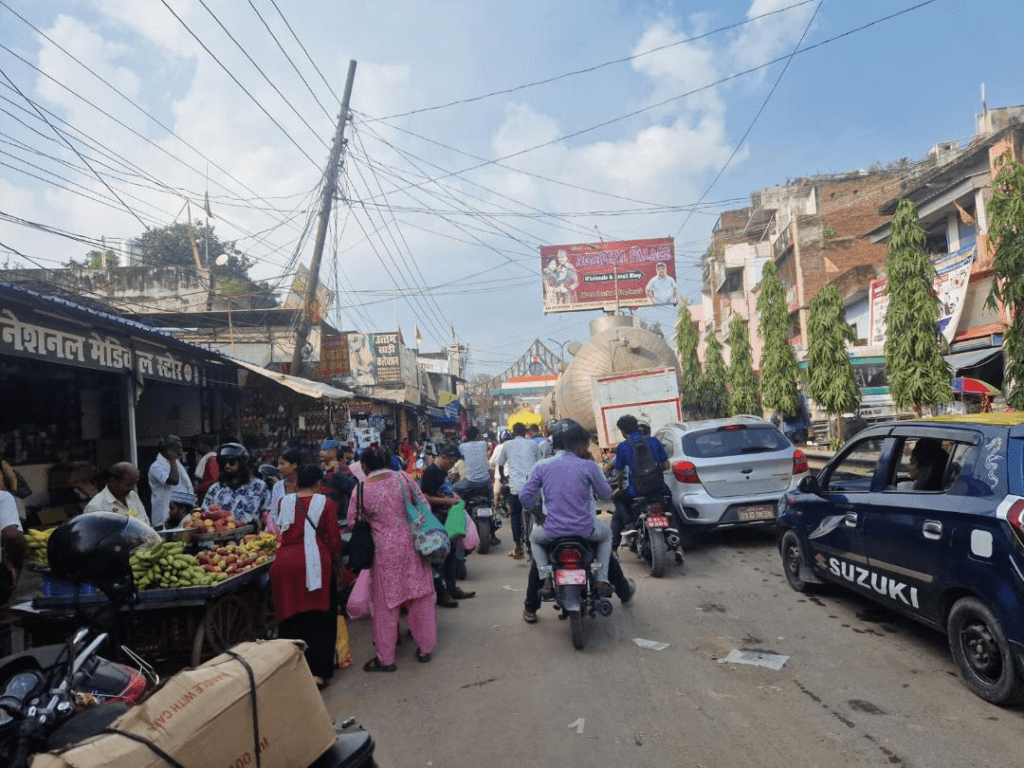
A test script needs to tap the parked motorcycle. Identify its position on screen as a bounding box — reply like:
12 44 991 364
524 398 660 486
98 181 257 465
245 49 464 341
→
541 537 614 649
623 495 685 578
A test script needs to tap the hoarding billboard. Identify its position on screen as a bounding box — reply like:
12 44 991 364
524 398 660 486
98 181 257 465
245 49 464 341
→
316 332 350 379
540 237 677 314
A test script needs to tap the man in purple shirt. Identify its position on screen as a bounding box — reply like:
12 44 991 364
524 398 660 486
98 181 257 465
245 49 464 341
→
519 420 614 597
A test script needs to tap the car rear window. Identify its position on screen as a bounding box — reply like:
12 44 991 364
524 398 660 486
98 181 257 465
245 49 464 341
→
682 426 790 458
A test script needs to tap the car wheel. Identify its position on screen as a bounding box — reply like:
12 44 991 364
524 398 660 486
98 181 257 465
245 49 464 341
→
947 596 1024 706
780 530 810 593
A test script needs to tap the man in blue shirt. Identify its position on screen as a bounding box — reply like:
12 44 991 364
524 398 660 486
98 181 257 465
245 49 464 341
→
603 414 670 550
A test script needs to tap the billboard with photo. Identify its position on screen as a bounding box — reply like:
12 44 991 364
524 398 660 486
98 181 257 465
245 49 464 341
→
539 237 677 314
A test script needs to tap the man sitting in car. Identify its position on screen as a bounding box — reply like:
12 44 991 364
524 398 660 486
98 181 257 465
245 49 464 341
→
897 438 949 492
603 414 670 550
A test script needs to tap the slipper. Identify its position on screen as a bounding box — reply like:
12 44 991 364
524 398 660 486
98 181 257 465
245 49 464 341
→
523 609 538 624
363 657 397 673
416 649 432 663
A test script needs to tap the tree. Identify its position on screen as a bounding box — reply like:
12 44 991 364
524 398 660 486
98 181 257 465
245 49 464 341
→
986 152 1024 410
727 314 760 416
807 285 861 444
757 260 801 420
702 328 730 418
675 299 705 418
883 198 951 414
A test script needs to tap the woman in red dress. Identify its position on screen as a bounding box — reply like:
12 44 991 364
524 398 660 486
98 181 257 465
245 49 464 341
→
270 463 341 688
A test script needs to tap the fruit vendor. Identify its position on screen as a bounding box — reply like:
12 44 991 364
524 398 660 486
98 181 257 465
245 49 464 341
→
83 462 151 526
168 489 197 528
201 443 271 526
0 487 24 604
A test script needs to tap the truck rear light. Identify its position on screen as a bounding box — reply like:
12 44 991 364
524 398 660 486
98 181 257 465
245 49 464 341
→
672 461 699 484
1007 499 1024 546
793 449 808 475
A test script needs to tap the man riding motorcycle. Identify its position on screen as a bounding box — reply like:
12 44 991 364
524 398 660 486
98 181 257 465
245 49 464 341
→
603 414 671 550
519 419 614 611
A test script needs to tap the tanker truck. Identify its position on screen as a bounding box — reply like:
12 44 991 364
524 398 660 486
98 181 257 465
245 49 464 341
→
546 315 682 449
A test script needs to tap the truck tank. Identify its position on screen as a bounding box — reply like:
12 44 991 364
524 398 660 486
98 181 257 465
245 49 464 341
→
552 315 680 432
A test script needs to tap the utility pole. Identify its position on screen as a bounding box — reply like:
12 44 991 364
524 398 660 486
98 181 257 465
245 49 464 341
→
291 59 357 374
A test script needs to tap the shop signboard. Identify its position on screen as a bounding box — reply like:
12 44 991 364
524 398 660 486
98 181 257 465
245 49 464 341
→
373 332 403 385
316 332 350 379
0 307 207 386
347 333 377 386
540 237 677 314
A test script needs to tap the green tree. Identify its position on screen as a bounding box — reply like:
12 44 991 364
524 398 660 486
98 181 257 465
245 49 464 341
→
883 198 951 414
807 285 861 443
727 314 760 416
757 260 800 419
702 329 730 418
986 153 1024 409
675 299 705 418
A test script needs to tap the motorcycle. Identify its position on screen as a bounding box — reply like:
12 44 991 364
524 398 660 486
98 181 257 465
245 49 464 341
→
623 494 685 578
463 491 500 555
541 537 614 649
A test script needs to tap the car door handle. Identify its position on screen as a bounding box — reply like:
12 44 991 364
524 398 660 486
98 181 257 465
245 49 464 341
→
923 520 943 540
842 513 858 528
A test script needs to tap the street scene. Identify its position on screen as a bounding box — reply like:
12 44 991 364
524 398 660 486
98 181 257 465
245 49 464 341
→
2 1 1024 766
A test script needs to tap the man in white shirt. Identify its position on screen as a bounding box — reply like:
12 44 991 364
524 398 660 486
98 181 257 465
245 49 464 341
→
84 462 151 526
148 435 193 530
497 422 541 559
1 490 25 603
645 262 678 305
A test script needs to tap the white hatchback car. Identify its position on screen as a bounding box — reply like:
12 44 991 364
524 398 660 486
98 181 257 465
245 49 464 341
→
655 416 808 544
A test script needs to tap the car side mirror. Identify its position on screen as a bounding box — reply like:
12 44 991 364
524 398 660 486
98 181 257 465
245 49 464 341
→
798 475 820 495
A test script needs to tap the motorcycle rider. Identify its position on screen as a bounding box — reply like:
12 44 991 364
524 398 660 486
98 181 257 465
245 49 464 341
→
453 426 492 499
497 422 542 559
519 419 614 603
603 414 670 550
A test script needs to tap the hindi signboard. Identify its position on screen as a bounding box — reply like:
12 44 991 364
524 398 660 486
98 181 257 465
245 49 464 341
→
540 237 677 314
372 332 403 385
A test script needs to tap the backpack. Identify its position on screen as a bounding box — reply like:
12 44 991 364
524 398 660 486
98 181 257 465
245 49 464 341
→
628 438 664 497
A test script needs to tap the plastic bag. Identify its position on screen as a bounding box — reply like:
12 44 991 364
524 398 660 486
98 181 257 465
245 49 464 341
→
444 501 467 539
335 615 352 668
462 511 480 551
346 567 373 620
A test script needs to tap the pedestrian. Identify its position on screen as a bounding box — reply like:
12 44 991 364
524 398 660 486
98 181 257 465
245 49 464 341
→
192 436 219 504
270 463 342 690
318 439 357 523
497 422 542 559
83 462 151 526
148 435 194 530
0 487 25 605
349 446 437 672
419 445 475 607
269 447 302 524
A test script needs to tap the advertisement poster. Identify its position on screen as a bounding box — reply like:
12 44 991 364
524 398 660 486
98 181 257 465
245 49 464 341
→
372 332 403 385
347 333 376 386
282 263 332 323
316 332 349 379
868 244 975 346
539 237 677 314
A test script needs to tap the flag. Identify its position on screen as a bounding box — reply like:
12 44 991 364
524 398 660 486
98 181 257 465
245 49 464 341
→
415 325 422 347
450 324 456 341
204 191 214 219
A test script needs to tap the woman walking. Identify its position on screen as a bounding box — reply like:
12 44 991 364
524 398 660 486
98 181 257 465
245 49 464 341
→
268 447 302 524
270 463 341 689
349 446 437 671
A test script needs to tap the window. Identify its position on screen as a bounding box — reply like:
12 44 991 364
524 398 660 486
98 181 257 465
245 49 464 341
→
885 436 973 494
683 425 789 459
821 437 886 493
722 268 743 294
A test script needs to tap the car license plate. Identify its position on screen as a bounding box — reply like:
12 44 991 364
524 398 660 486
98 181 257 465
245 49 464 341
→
737 504 775 522
554 569 587 586
647 515 669 528
475 507 492 517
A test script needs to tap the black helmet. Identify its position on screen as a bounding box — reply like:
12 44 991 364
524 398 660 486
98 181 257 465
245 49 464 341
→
550 419 589 451
48 512 160 597
258 463 282 484
217 442 248 461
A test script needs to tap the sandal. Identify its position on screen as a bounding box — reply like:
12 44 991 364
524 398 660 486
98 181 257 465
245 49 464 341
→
416 649 432 663
523 608 538 624
363 657 397 673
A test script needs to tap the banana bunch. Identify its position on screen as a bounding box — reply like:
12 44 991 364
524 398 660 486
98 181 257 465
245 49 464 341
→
241 531 278 557
130 541 221 590
25 528 54 565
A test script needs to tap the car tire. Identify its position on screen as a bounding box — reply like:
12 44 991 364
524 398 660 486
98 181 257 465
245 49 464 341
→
948 596 1024 706
780 530 810 593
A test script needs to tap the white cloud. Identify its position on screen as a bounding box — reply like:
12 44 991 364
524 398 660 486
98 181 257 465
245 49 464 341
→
729 0 819 76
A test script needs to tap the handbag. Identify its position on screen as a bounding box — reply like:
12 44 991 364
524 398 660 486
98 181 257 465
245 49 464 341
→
345 567 373 620
346 483 375 573
400 475 451 564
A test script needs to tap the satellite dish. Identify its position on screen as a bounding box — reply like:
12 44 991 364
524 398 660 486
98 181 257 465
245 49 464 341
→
215 254 229 266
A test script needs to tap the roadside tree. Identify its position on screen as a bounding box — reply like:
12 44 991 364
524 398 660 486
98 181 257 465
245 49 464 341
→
987 153 1024 409
676 299 705 418
757 260 800 421
807 285 861 445
702 329 730 418
883 198 951 415
727 314 760 416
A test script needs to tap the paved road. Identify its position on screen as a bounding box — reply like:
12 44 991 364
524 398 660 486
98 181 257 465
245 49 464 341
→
323 513 1023 767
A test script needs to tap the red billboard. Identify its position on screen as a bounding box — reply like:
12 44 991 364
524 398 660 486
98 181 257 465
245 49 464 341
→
540 237 677 314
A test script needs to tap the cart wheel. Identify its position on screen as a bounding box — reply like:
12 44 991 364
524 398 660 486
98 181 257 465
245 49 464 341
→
194 594 254 663
256 587 278 640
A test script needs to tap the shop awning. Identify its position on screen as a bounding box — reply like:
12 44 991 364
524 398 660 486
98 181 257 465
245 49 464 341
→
231 358 353 400
943 347 1002 373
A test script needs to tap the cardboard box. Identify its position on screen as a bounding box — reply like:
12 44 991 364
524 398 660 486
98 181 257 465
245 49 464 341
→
31 640 336 768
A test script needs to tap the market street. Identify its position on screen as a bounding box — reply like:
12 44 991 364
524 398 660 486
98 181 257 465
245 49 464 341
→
325 518 1023 768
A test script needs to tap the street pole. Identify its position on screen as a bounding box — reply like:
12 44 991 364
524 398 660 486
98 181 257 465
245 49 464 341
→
291 59 357 374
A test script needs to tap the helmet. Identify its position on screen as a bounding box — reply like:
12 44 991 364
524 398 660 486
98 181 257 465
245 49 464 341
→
498 430 512 442
549 419 589 452
48 512 161 598
258 463 281 484
217 442 248 461
637 419 651 436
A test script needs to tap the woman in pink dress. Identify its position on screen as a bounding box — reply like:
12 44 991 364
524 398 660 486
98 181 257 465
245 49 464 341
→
348 446 437 671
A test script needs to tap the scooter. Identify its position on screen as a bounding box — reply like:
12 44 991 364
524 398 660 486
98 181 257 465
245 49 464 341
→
541 537 614 650
623 495 685 578
463 491 500 555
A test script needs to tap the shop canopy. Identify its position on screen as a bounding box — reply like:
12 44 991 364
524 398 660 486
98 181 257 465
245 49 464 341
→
231 358 353 401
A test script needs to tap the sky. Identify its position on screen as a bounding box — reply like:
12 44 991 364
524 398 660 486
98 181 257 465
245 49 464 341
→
0 0 1020 378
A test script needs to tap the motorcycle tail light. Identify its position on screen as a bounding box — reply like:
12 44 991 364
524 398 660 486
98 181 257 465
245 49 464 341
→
118 669 148 705
650 503 662 514
1007 499 1024 546
558 549 583 567
672 461 699 484
793 449 808 475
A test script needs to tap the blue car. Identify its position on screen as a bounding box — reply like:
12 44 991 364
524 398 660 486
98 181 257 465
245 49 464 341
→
777 413 1024 705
